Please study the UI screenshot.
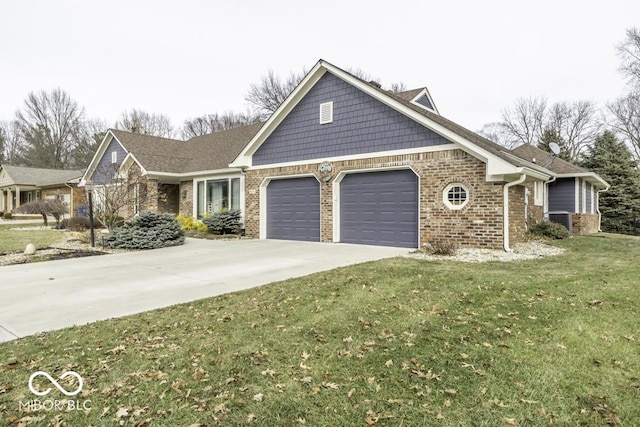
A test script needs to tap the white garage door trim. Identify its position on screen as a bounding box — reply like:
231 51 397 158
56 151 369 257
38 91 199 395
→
333 166 420 246
259 174 320 239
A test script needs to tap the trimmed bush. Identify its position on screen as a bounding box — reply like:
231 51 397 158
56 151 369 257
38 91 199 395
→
2 212 11 219
67 216 91 231
175 215 209 232
105 211 185 249
202 210 242 235
423 240 458 256
529 221 570 239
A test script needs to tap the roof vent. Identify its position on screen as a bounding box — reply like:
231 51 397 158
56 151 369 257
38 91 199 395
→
368 80 382 88
319 102 333 124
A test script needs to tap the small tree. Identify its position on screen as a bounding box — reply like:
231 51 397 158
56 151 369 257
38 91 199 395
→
14 199 68 226
90 163 148 231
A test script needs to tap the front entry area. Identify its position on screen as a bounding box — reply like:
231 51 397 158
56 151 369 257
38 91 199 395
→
339 169 419 248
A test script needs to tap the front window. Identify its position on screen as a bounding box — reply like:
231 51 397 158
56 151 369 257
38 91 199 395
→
443 183 469 210
197 177 241 217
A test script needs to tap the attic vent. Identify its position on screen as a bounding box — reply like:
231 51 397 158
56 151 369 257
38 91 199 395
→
319 101 333 124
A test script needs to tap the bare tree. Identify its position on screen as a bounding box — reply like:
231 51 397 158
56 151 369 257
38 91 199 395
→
500 97 547 146
181 111 261 139
73 118 108 167
618 27 640 89
608 92 640 160
116 109 175 138
2 122 23 164
476 122 520 149
91 163 148 230
14 88 86 169
545 100 602 161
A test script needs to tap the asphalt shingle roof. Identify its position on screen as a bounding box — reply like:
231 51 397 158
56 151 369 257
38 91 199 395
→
109 122 264 174
0 165 85 187
510 144 587 175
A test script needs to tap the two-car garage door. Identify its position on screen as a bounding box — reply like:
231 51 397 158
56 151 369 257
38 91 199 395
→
265 170 418 248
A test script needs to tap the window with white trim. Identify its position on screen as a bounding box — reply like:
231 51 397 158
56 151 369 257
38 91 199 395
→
533 181 543 206
111 151 118 164
196 177 241 217
443 183 469 210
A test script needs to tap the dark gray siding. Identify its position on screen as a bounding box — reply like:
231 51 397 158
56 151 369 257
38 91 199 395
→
414 93 434 110
253 73 452 166
548 178 576 212
91 137 127 184
266 177 320 241
586 182 592 213
340 170 418 248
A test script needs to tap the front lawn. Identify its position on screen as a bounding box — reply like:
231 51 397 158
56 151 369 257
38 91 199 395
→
0 223 62 253
1 234 638 425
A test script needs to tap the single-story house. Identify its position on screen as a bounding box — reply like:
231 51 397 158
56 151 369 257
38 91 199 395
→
0 165 86 216
82 59 608 250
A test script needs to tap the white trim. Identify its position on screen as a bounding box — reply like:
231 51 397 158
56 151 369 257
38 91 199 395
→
332 165 420 246
82 130 127 184
409 88 439 114
533 181 544 206
575 177 580 213
443 183 469 210
590 184 595 214
557 172 609 188
259 173 320 239
193 174 245 219
582 180 587 214
111 151 118 164
247 144 457 171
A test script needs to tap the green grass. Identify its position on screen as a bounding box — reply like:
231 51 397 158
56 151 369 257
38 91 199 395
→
1 234 639 426
0 223 62 253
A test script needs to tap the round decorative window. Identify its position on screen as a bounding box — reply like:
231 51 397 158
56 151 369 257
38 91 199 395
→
443 183 469 210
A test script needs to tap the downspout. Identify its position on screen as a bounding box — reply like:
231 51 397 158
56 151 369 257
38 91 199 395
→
503 174 527 252
543 175 557 219
596 185 610 232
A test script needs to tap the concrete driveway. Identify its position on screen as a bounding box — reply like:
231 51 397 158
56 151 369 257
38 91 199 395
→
0 238 407 343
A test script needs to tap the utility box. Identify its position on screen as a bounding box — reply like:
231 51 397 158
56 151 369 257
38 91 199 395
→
547 211 572 235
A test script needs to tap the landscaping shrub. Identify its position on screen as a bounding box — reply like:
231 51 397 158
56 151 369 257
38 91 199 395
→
66 216 91 231
424 240 458 256
104 211 185 249
202 209 242 235
2 212 11 219
175 214 208 232
529 220 570 239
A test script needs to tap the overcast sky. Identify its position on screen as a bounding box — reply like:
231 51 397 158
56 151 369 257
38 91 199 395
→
1 1 638 135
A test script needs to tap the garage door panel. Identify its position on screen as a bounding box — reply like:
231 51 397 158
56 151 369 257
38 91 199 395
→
267 177 320 242
340 170 418 248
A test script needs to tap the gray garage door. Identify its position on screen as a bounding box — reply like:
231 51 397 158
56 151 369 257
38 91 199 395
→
267 177 320 241
340 169 418 248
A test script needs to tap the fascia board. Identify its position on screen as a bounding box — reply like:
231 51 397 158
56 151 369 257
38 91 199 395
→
557 172 609 188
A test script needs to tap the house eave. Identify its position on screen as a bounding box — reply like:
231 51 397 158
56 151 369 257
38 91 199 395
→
556 172 609 188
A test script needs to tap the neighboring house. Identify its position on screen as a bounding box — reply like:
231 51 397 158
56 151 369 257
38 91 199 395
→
0 165 86 216
511 144 609 234
82 59 608 250
82 124 262 219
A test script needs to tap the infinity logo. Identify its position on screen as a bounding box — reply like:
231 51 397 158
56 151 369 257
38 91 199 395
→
28 371 83 397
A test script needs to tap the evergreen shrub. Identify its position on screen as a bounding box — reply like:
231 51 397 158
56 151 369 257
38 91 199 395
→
202 210 242 235
529 221 570 239
105 211 185 249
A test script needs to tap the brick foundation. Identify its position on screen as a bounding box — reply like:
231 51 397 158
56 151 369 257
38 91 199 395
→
572 213 599 235
245 149 517 250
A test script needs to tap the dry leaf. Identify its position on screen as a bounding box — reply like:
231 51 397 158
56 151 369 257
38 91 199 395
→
115 407 130 418
253 393 264 402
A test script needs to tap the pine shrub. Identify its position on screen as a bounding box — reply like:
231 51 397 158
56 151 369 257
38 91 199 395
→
529 221 570 239
202 210 242 235
105 212 185 249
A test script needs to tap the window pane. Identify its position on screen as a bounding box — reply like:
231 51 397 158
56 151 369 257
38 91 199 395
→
231 178 240 211
208 180 229 213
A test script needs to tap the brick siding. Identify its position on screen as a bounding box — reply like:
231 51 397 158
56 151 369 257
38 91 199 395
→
572 213 599 235
245 149 517 250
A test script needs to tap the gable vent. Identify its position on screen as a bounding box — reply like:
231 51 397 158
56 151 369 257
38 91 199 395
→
319 101 333 124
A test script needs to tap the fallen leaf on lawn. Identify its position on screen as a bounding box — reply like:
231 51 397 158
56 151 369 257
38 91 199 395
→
16 415 45 426
247 414 257 422
504 418 518 426
107 345 126 354
253 393 264 402
301 351 310 360
521 399 539 404
261 368 276 377
348 388 355 397
115 407 130 418
385 359 393 367
300 376 312 385
322 382 339 389
444 388 457 395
